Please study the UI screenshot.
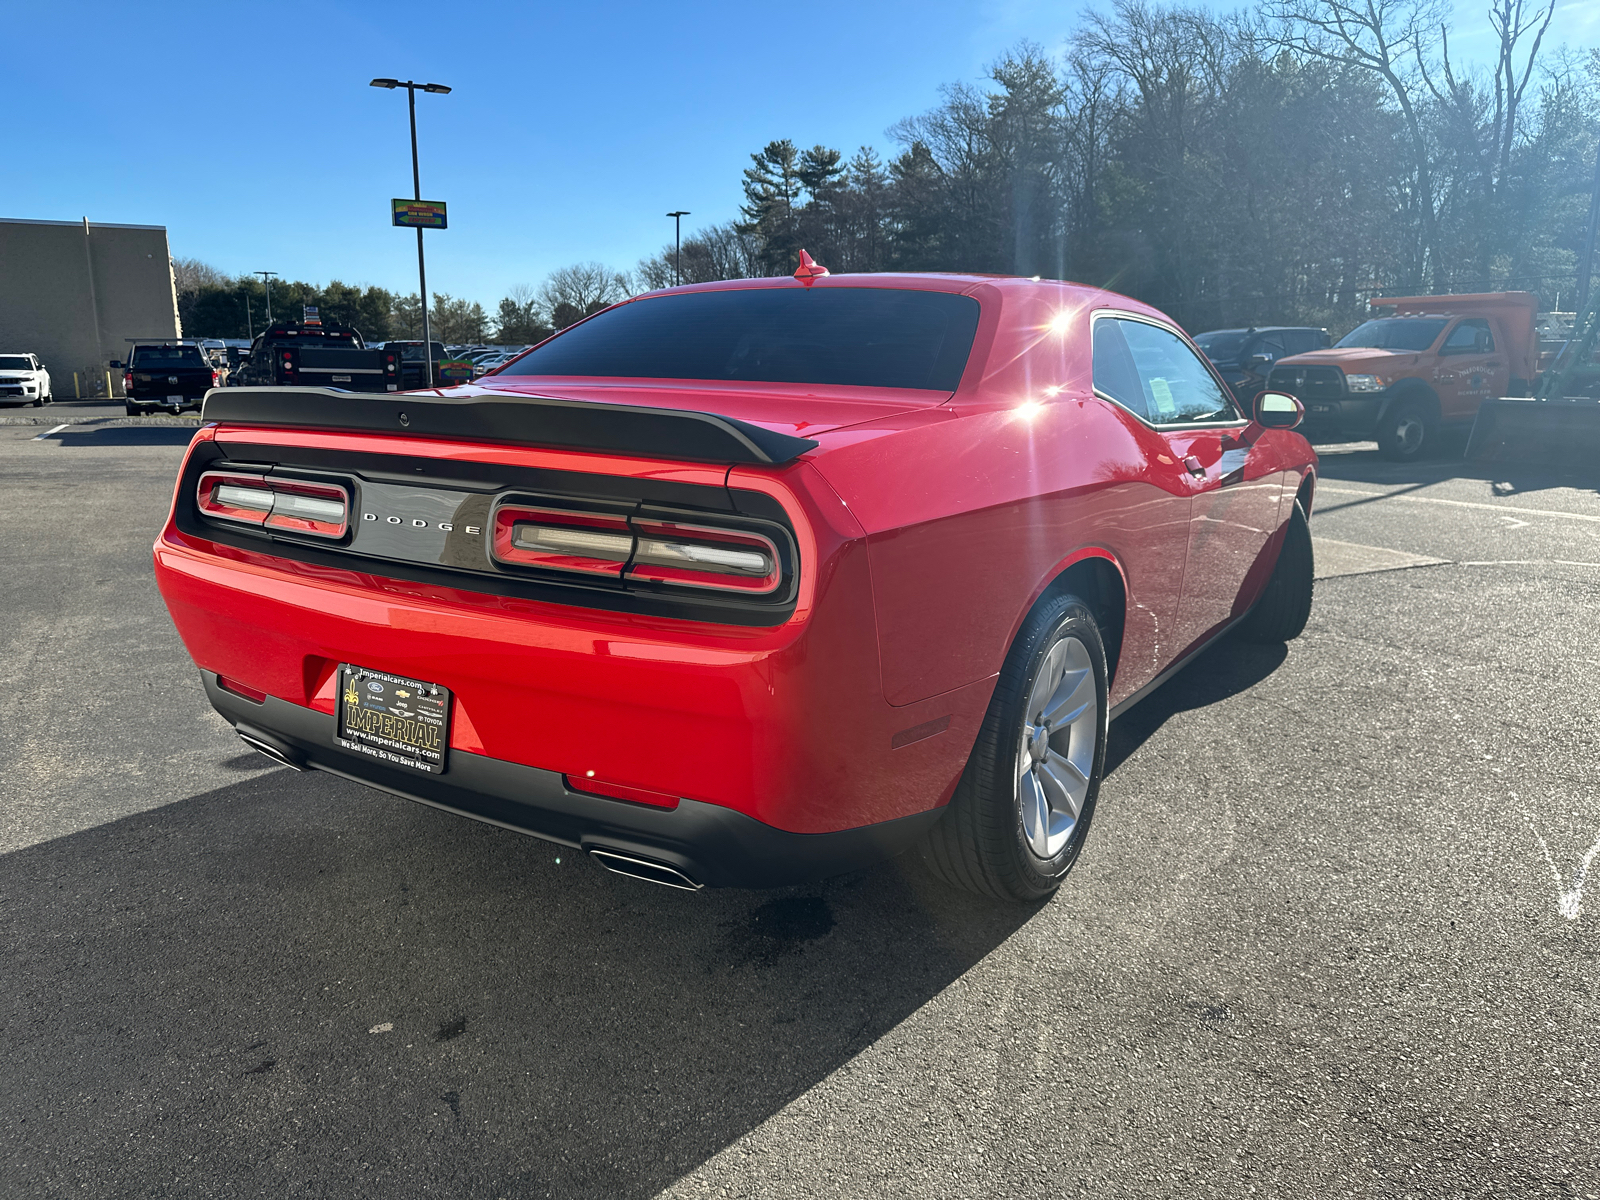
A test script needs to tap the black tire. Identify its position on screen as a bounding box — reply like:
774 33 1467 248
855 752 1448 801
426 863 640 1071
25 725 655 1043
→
1240 500 1313 643
1376 395 1437 461
32 394 43 407
922 592 1109 902
125 403 144 416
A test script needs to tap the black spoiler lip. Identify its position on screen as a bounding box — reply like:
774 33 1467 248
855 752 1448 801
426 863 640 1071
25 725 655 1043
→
200 386 820 466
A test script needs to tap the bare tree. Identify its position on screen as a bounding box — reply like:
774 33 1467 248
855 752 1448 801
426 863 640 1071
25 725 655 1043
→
635 223 764 290
1269 0 1448 286
170 257 231 294
538 263 630 328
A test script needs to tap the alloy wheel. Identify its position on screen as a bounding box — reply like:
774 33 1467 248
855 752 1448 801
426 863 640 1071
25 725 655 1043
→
1016 635 1098 860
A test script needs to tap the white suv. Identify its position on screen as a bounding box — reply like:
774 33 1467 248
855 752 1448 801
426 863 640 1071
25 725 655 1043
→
0 354 52 406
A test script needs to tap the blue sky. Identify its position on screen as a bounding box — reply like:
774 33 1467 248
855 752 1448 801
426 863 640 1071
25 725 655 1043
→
10 0 1597 306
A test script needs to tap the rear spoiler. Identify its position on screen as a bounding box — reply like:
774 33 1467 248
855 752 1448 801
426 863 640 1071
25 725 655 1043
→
201 387 820 466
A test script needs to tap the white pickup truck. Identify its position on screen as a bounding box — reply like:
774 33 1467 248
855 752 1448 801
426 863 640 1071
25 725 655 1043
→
0 354 52 406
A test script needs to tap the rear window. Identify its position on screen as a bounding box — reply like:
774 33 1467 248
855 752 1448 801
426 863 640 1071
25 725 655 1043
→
132 346 205 366
267 332 361 348
500 288 982 391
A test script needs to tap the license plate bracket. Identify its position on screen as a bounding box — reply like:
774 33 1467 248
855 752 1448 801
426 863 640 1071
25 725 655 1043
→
336 664 451 773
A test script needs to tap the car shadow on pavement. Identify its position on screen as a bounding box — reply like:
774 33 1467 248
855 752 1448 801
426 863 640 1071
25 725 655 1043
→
1310 434 1598 498
1105 634 1288 778
0 768 1032 1199
40 426 200 447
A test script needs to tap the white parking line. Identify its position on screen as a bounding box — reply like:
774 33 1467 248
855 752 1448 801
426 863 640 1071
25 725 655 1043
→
1318 485 1600 524
32 424 68 441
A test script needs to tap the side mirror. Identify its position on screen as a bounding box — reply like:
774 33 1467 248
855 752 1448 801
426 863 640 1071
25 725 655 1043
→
109 360 124 369
1253 390 1303 430
1248 351 1274 368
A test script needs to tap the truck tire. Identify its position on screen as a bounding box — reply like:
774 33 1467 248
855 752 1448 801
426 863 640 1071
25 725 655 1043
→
922 591 1108 902
1376 395 1437 461
125 403 144 417
1240 500 1313 643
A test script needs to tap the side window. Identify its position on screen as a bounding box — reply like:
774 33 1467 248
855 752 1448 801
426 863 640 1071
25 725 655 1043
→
1285 330 1317 354
1249 334 1286 362
1442 318 1491 354
1107 318 1241 423
1091 317 1149 420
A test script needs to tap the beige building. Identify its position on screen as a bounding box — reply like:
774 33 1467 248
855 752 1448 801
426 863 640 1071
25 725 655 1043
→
0 216 181 398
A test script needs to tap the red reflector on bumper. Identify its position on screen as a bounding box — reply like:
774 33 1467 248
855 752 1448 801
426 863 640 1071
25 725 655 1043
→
217 675 267 704
565 774 680 809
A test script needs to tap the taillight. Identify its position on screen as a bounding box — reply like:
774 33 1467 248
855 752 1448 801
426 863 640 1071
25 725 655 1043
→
196 471 349 539
490 502 782 594
210 370 220 387
122 371 133 393
630 519 780 593
492 504 632 577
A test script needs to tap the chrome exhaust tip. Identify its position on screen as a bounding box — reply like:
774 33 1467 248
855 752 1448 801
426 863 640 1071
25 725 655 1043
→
588 848 702 891
236 730 306 772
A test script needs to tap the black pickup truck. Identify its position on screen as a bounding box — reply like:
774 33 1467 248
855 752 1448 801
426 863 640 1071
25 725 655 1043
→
115 342 220 414
231 322 401 393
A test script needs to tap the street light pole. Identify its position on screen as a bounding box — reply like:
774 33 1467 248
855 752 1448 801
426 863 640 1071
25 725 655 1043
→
667 211 690 286
254 270 278 323
372 77 452 388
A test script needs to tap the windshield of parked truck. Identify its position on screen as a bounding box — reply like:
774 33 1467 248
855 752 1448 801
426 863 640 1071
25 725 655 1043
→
132 346 206 366
501 288 982 391
0 356 33 370
1336 318 1448 351
1193 332 1247 360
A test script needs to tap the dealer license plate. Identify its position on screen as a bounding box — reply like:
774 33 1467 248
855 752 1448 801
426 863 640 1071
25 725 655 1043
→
336 664 451 773
332 375 351 382
166 394 184 404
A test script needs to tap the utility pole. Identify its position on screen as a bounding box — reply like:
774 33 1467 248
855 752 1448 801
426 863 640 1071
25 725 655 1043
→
254 271 278 324
372 77 452 388
667 211 690 286
246 294 253 340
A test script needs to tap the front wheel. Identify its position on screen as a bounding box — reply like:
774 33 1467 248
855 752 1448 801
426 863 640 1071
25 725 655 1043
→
31 394 43 407
923 592 1109 902
1240 500 1313 643
1376 397 1436 461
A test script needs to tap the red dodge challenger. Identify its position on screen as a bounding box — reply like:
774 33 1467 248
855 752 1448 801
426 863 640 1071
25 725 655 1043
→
155 267 1316 901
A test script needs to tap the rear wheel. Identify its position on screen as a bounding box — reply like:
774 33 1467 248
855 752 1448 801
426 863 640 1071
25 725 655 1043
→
1240 500 1313 643
125 403 145 416
1377 396 1436 461
923 592 1108 902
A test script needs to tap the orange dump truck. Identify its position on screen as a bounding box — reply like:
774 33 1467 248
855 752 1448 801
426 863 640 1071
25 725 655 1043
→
1265 292 1538 461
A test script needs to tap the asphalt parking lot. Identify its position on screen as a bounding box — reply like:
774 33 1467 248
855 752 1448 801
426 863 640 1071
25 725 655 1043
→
1 418 1597 1199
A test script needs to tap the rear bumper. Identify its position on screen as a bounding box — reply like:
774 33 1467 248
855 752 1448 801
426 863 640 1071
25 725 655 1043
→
206 674 941 888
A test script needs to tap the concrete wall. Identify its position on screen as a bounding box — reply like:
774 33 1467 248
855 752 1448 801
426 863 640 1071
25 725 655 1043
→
0 217 180 397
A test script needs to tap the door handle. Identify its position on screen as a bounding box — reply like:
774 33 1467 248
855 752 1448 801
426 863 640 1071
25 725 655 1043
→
1183 455 1206 478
